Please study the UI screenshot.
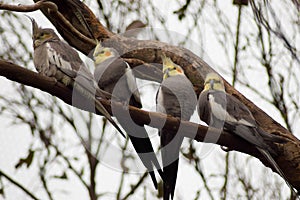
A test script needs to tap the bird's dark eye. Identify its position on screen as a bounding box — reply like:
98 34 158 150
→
40 33 45 37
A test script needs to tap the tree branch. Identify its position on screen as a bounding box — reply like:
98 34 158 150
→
0 60 294 184
0 0 57 12
0 169 39 200
0 1 95 46
0 60 253 151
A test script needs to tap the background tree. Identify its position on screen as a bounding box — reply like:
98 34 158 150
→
0 0 299 199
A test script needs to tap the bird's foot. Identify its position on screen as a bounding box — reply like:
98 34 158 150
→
46 76 58 84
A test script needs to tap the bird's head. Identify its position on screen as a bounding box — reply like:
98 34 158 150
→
30 17 59 48
161 53 184 80
93 41 117 64
203 72 225 92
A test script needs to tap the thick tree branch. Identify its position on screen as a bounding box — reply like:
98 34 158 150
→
32 0 112 53
0 60 279 167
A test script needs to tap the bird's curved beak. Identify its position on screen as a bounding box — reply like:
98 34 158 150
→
210 79 214 90
163 68 170 79
34 40 41 48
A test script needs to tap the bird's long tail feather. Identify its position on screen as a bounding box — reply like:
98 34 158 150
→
113 106 164 188
257 128 288 144
258 148 299 198
161 130 182 200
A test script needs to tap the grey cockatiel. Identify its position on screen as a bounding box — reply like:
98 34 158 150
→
93 42 164 189
156 54 197 200
198 72 296 194
30 18 125 137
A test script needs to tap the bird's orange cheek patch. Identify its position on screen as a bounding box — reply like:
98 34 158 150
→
105 51 111 57
176 68 182 74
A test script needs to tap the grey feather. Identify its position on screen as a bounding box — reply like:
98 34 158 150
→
157 74 197 200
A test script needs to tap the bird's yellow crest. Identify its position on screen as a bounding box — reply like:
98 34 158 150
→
93 41 115 64
203 72 225 91
161 53 184 80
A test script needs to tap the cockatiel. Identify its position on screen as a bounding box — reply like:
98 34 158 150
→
93 42 164 189
198 72 296 194
30 17 124 137
156 54 197 200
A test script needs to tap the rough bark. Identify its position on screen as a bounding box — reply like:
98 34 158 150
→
0 0 299 190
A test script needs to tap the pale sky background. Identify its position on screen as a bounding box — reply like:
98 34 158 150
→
0 0 298 199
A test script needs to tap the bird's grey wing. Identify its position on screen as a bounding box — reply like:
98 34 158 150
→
161 76 197 120
46 42 125 137
176 76 197 120
160 85 181 117
47 42 97 90
124 62 142 103
209 91 256 127
156 86 166 114
48 41 83 71
226 95 286 143
198 90 211 124
212 92 274 150
94 58 125 90
34 44 54 76
225 94 257 126
48 41 96 81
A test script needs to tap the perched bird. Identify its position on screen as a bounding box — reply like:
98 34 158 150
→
30 18 125 137
198 72 296 193
156 54 197 200
93 42 164 189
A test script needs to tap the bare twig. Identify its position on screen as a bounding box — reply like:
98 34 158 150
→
0 0 57 12
122 172 148 200
220 153 230 200
250 1 299 64
0 1 95 46
53 11 96 45
232 4 243 87
0 170 40 200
